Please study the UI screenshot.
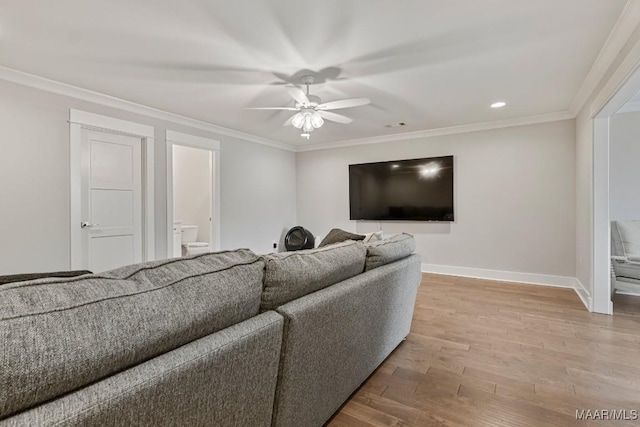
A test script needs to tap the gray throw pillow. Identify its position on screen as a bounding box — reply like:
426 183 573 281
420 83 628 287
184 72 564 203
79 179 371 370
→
365 233 416 271
319 228 365 247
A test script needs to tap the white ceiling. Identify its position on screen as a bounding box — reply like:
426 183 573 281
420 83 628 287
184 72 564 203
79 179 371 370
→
0 0 627 146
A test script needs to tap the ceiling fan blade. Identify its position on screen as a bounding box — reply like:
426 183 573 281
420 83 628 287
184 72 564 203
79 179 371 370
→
316 98 371 110
286 85 310 106
244 107 299 110
317 111 353 124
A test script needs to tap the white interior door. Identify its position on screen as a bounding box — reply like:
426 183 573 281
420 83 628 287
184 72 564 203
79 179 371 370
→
81 129 143 272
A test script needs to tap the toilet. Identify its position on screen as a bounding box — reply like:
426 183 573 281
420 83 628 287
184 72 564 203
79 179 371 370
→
180 224 211 256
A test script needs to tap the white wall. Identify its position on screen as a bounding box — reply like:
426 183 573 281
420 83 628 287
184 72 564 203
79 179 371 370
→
297 120 577 278
172 145 211 242
218 134 297 254
0 79 296 275
610 111 640 221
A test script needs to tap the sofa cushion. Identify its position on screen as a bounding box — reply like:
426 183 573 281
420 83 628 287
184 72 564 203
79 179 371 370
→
0 270 92 286
364 233 416 271
0 249 264 419
614 221 640 258
260 241 366 312
318 228 365 247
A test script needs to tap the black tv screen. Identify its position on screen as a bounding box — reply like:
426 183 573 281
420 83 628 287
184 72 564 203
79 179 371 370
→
349 156 454 221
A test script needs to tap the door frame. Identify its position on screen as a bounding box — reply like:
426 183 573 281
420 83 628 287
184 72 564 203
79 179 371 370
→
165 130 221 256
69 109 155 269
592 59 640 314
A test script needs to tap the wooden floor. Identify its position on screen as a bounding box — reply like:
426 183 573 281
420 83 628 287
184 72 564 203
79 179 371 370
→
613 293 640 317
329 274 640 426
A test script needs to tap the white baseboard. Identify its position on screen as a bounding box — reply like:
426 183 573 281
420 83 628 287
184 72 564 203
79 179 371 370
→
421 263 576 287
421 263 592 311
573 279 593 311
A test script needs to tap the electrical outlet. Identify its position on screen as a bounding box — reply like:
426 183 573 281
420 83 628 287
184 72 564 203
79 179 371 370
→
273 241 277 250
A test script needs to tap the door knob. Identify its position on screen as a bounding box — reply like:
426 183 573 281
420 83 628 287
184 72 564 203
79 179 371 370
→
81 222 99 228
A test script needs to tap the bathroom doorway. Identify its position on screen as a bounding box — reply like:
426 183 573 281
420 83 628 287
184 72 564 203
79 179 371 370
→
166 131 220 258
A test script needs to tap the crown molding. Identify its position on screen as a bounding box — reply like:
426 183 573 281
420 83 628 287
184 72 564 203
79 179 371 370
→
0 65 296 152
0 65 578 154
590 29 640 118
569 0 640 115
296 111 575 153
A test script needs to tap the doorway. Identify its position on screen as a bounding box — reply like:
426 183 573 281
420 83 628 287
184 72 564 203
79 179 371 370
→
608 96 640 315
592 64 640 314
166 131 220 258
69 110 155 272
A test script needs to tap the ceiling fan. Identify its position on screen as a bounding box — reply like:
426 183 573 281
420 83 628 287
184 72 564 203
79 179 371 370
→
246 75 370 139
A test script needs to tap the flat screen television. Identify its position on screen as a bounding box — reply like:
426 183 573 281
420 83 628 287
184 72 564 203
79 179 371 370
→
349 155 454 222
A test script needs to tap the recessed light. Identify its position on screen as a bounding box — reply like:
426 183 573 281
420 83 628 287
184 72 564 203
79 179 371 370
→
491 102 506 108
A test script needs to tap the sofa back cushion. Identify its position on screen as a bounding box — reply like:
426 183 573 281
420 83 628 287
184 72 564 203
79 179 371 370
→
364 233 416 271
612 220 640 258
0 270 92 286
261 241 366 312
0 249 264 419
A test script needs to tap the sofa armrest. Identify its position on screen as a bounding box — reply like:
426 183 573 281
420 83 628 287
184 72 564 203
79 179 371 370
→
5 312 284 427
272 254 421 427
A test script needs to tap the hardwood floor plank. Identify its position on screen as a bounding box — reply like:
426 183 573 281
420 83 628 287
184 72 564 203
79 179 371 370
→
328 273 640 427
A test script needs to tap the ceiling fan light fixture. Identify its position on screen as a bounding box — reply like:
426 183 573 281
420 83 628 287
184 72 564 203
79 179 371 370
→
251 78 370 138
303 115 314 133
311 114 324 128
291 113 304 129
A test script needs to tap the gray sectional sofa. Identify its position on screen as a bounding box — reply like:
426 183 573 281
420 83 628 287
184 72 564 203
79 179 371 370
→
0 234 421 426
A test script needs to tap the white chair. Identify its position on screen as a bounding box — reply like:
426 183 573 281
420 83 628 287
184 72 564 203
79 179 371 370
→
611 220 640 296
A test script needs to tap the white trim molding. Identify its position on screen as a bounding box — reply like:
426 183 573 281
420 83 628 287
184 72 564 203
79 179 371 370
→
421 263 592 311
69 110 156 268
574 279 593 312
591 34 640 118
70 109 154 138
0 65 295 152
144 139 155 262
421 263 577 288
570 0 640 115
586 5 640 317
297 111 574 152
166 131 222 256
0 65 578 154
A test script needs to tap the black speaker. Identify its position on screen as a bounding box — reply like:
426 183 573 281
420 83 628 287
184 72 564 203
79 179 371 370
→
284 226 315 251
